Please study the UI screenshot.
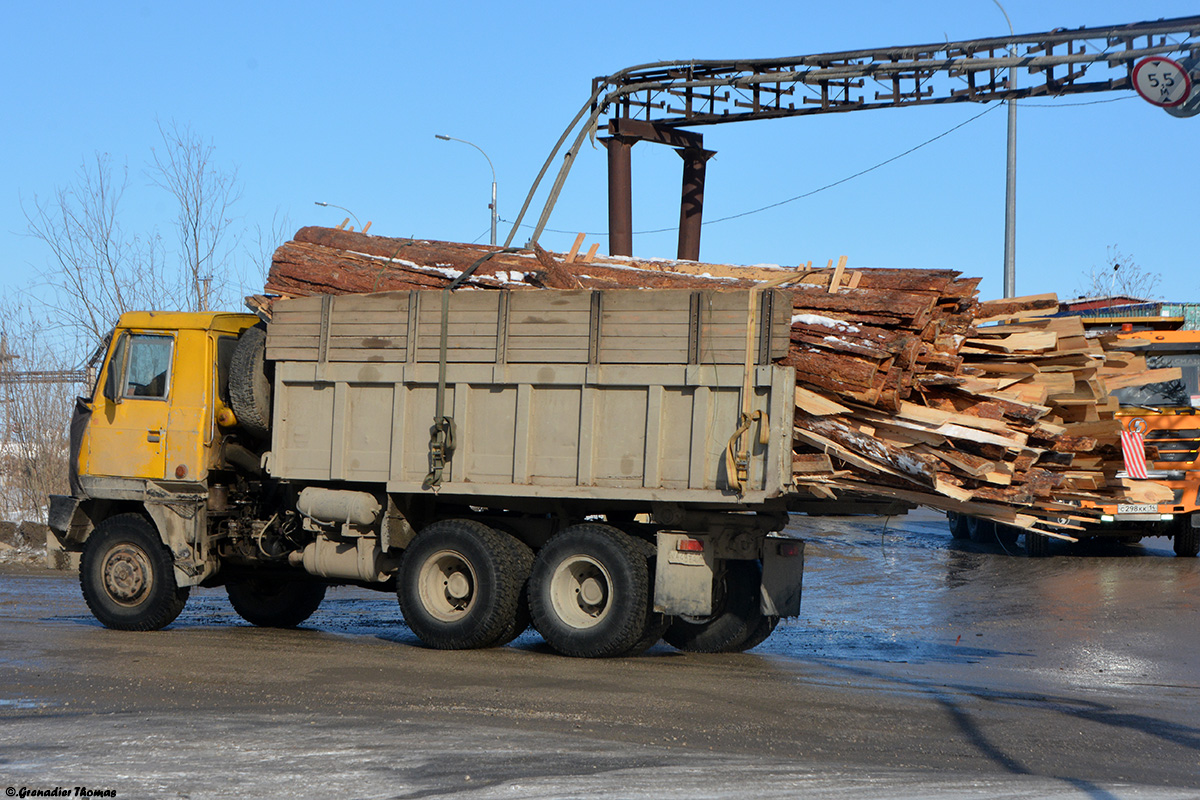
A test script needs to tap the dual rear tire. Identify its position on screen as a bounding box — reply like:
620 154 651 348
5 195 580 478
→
397 519 533 650
528 523 667 658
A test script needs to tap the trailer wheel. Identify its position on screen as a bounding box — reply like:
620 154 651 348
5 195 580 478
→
528 524 652 658
1024 531 1051 558
946 511 970 540
664 559 767 654
229 324 272 439
80 513 189 631
227 575 327 628
1174 525 1199 557
398 519 526 650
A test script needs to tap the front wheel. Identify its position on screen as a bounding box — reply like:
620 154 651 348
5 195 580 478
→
528 524 654 658
227 575 327 628
80 513 189 631
1174 525 1199 557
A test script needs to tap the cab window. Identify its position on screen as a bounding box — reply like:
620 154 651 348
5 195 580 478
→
123 334 174 399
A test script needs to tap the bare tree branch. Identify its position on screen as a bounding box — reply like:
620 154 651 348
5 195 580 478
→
1074 246 1162 301
148 119 243 311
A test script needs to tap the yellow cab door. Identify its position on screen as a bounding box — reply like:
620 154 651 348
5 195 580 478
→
85 331 176 479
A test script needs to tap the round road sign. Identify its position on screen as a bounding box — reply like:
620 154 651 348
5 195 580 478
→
1133 56 1192 107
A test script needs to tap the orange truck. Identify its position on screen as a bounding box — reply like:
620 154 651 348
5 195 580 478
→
1093 329 1200 556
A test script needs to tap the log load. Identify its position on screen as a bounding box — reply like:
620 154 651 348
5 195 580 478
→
258 227 1168 536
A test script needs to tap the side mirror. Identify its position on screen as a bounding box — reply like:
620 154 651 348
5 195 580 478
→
102 365 119 403
101 333 127 403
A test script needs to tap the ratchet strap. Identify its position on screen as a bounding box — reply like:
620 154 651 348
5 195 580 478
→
423 248 523 490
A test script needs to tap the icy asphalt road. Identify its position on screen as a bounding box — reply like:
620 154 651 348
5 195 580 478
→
1 510 1198 799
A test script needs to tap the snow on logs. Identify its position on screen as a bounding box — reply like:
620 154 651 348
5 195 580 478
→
261 227 1165 532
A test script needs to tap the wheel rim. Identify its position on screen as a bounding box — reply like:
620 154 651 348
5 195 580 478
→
417 549 477 622
548 554 613 630
101 543 154 607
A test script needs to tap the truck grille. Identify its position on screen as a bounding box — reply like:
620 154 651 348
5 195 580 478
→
1147 428 1200 466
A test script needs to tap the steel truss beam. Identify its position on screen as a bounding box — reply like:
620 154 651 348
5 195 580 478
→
507 16 1200 259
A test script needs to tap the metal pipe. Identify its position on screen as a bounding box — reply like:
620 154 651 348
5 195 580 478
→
604 137 634 257
677 147 714 261
995 0 1017 299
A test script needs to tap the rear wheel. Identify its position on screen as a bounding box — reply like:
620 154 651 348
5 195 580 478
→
398 519 526 649
80 513 189 631
496 536 534 645
1174 524 1199 557
947 511 970 540
1024 531 1051 558
227 575 326 628
995 524 1020 548
738 613 780 653
965 516 994 543
528 524 653 658
664 560 768 654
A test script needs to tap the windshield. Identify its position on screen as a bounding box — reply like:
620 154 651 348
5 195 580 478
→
1114 351 1200 408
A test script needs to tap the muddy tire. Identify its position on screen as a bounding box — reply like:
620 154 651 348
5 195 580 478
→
995 524 1021 548
1174 525 1199 557
398 519 526 650
1024 531 1051 558
664 559 767 654
528 524 653 658
965 516 994 543
737 613 780 653
622 536 670 656
495 535 535 645
229 324 272 440
227 576 327 628
947 511 970 540
80 513 189 631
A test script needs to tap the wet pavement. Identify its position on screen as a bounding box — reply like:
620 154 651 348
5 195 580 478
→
1 509 1198 798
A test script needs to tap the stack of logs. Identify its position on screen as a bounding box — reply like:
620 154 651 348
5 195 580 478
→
260 227 1173 536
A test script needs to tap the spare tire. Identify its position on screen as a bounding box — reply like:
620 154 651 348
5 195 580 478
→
230 324 272 439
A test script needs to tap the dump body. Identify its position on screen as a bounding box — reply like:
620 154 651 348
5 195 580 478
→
264 289 796 506
47 287 807 657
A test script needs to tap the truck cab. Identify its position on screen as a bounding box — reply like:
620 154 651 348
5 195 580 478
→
50 312 261 595
77 311 258 485
1097 330 1200 556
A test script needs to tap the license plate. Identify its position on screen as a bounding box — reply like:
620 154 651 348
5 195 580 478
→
1117 503 1158 514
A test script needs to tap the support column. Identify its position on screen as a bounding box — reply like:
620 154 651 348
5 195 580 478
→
603 136 635 257
676 147 716 262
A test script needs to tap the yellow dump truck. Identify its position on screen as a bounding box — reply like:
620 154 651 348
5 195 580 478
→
47 288 805 657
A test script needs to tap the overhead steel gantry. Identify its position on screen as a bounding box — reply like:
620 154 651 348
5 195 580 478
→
505 15 1200 261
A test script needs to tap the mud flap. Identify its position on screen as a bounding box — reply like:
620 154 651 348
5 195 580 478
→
653 532 715 617
760 538 804 617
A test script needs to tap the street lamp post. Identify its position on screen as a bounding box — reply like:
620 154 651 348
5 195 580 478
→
995 0 1018 299
436 134 497 246
313 201 362 230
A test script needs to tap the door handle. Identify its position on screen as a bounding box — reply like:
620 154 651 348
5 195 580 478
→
147 429 162 443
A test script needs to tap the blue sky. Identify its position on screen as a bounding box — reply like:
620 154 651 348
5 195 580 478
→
3 1 1198 304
